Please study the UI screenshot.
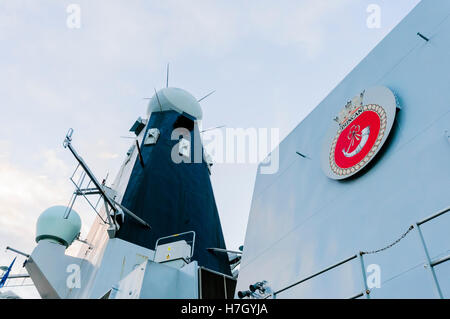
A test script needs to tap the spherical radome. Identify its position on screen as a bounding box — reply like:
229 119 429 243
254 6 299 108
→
146 87 203 120
36 206 82 248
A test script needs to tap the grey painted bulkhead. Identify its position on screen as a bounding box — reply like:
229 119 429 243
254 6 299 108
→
237 0 450 298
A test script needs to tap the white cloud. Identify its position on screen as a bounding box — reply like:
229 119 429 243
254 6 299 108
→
0 153 71 238
0 148 74 298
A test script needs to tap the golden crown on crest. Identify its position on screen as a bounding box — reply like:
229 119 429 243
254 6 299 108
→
334 90 365 125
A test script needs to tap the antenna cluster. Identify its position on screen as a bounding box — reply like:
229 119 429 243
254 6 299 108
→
143 64 216 104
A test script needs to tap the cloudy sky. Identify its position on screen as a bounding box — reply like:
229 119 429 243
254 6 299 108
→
0 0 420 298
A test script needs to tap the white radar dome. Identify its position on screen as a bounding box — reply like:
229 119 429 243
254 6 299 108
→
147 87 203 120
36 206 82 248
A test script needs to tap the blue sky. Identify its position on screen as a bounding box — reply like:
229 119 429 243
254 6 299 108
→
0 0 420 298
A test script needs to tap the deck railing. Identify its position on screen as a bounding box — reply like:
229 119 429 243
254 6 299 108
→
266 206 450 299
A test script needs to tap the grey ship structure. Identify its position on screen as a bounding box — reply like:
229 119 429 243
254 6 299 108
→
2 0 449 299
236 0 450 299
17 86 238 299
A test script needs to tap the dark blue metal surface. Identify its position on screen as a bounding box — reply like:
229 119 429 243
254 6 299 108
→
117 110 231 276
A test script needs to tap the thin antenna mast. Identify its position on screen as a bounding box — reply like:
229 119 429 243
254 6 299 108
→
198 90 216 102
154 88 163 112
166 63 170 88
201 125 226 133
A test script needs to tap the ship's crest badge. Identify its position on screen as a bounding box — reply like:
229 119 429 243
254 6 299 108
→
321 87 397 180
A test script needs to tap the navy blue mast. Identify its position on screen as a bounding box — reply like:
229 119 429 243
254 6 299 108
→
117 106 231 276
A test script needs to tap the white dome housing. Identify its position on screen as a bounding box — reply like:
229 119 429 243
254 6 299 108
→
147 87 203 120
36 206 82 248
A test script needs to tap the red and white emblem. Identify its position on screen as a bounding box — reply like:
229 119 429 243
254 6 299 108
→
322 87 397 180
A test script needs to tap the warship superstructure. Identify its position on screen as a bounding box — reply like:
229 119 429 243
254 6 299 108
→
235 0 450 299
1 0 449 300
6 87 238 299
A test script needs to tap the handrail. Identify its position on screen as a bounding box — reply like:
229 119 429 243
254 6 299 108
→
348 292 364 299
417 206 450 225
5 246 30 258
264 205 450 299
7 274 30 279
431 254 450 267
154 231 196 262
274 254 358 296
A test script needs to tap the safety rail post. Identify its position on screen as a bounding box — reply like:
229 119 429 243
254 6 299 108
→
413 206 450 299
253 206 449 299
358 252 371 299
414 222 443 299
